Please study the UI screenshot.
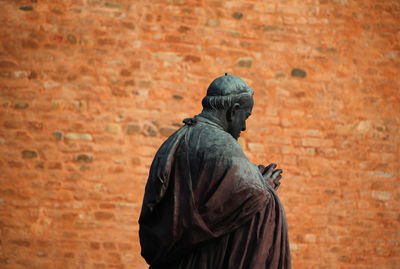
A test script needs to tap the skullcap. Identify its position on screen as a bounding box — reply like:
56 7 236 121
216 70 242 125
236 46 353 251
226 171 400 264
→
206 74 252 96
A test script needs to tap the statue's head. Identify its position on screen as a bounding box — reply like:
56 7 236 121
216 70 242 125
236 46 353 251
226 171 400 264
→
202 74 254 140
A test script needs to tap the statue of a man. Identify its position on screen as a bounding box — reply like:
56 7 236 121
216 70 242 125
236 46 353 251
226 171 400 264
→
139 75 291 268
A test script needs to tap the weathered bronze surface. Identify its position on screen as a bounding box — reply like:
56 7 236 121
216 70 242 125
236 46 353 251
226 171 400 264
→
139 75 291 268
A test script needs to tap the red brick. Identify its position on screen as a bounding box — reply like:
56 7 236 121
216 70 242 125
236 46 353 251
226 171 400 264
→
90 242 100 250
10 240 30 247
0 1 398 269
103 242 116 249
94 211 114 220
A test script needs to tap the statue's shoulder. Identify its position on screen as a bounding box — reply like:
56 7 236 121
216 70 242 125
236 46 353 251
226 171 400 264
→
189 122 244 159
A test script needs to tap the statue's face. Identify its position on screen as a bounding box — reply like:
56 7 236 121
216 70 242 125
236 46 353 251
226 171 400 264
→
227 96 254 140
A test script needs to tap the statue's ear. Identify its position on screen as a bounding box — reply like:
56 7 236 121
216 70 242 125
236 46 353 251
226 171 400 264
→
227 103 241 121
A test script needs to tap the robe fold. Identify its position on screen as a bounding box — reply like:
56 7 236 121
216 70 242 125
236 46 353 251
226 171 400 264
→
139 115 291 269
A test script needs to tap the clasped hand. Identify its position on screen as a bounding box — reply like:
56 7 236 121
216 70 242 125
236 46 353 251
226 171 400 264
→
258 163 283 190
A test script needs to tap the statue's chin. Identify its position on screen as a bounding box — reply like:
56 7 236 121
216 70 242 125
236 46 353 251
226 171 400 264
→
228 130 241 140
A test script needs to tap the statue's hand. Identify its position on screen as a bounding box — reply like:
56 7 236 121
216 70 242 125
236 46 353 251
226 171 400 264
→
258 163 282 191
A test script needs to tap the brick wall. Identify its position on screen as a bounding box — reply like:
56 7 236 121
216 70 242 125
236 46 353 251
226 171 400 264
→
0 0 399 268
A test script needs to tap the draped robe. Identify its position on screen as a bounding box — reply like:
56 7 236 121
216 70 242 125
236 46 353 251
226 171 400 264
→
139 115 291 269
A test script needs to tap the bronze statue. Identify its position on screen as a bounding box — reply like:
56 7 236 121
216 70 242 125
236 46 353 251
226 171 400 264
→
139 74 291 268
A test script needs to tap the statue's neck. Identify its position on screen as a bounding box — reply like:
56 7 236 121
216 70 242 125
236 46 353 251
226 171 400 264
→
197 110 228 131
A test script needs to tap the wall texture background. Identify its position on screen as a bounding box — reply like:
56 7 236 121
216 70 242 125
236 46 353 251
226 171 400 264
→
0 0 399 268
